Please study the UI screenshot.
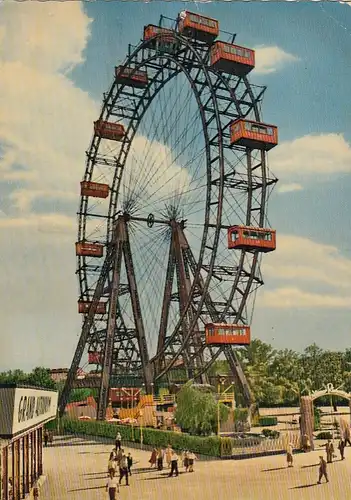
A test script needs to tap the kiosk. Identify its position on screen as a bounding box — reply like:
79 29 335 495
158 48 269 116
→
0 384 58 500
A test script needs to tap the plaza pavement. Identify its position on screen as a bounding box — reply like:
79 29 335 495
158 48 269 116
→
40 435 351 500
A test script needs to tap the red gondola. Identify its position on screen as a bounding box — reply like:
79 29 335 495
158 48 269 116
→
75 242 104 258
143 25 176 48
210 41 255 77
178 11 219 43
94 120 125 142
205 323 250 345
230 119 278 151
115 66 148 88
80 181 109 199
88 352 102 364
227 225 276 252
78 301 107 314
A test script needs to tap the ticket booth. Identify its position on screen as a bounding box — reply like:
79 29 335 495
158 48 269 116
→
0 384 58 500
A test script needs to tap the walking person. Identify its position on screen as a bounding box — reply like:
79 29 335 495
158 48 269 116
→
325 439 334 463
165 445 172 469
115 431 122 451
286 442 293 467
317 456 329 484
119 452 129 486
108 452 117 475
182 450 189 472
127 452 133 475
157 448 164 471
168 450 179 477
338 439 345 460
187 451 197 472
106 470 119 500
149 447 157 468
44 429 49 447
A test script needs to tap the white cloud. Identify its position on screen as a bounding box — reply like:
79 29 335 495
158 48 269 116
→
258 234 351 309
270 133 351 191
263 234 351 291
0 3 98 213
277 183 303 194
260 287 351 309
254 46 299 74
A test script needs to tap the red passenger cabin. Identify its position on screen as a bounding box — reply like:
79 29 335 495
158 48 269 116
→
115 66 148 88
75 241 104 258
88 351 102 364
210 41 255 77
205 323 250 345
227 225 276 252
78 301 107 314
143 25 176 47
94 120 125 142
178 11 219 43
230 119 278 151
81 181 110 199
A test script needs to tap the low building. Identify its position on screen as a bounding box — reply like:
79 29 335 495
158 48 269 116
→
0 384 58 500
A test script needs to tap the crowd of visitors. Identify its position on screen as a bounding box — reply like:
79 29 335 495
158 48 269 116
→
105 431 199 498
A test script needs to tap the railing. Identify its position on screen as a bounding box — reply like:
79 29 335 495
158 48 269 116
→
231 431 301 457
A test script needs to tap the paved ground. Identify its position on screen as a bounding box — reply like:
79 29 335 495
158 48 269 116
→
41 435 351 500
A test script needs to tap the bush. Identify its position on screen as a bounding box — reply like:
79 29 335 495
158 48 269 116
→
61 418 222 457
316 431 332 440
258 416 278 427
262 428 280 439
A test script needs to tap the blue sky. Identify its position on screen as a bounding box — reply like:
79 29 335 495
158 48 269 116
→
0 1 350 372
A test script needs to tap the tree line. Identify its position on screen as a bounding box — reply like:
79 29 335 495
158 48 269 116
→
1 339 351 407
210 340 351 406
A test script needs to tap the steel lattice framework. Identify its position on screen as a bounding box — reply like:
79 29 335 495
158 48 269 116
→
58 16 277 419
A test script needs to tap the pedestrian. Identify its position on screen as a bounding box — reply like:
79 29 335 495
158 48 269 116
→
108 452 117 475
286 442 293 467
149 447 157 468
119 452 129 486
344 429 351 447
168 450 179 477
187 451 197 472
165 444 172 469
338 439 345 460
116 447 123 467
157 448 164 471
44 429 49 447
127 452 133 475
115 431 122 451
106 470 119 500
317 455 329 484
182 450 189 472
302 433 310 452
325 439 334 463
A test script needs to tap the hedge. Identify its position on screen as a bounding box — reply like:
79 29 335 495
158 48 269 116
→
60 418 223 457
315 431 332 440
258 416 278 427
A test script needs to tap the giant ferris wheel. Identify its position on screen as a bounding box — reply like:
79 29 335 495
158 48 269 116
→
59 11 278 419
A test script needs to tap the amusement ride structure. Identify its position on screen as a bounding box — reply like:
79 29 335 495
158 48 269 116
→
58 11 278 420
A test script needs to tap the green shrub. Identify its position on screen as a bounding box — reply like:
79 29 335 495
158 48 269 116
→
316 431 332 440
314 407 321 431
61 418 222 456
258 416 278 427
262 428 280 439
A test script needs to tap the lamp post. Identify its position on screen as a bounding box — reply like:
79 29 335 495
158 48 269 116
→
140 410 144 449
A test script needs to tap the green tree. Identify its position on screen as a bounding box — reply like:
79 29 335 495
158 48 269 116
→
0 369 28 384
175 384 229 435
27 367 56 389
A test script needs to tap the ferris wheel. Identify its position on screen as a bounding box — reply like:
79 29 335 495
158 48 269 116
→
59 11 278 419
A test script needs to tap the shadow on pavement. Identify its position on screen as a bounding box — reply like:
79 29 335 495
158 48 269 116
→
68 485 106 492
289 483 317 489
262 467 288 472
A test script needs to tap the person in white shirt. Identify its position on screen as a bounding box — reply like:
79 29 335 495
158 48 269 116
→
115 432 122 451
168 451 179 477
106 470 119 500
